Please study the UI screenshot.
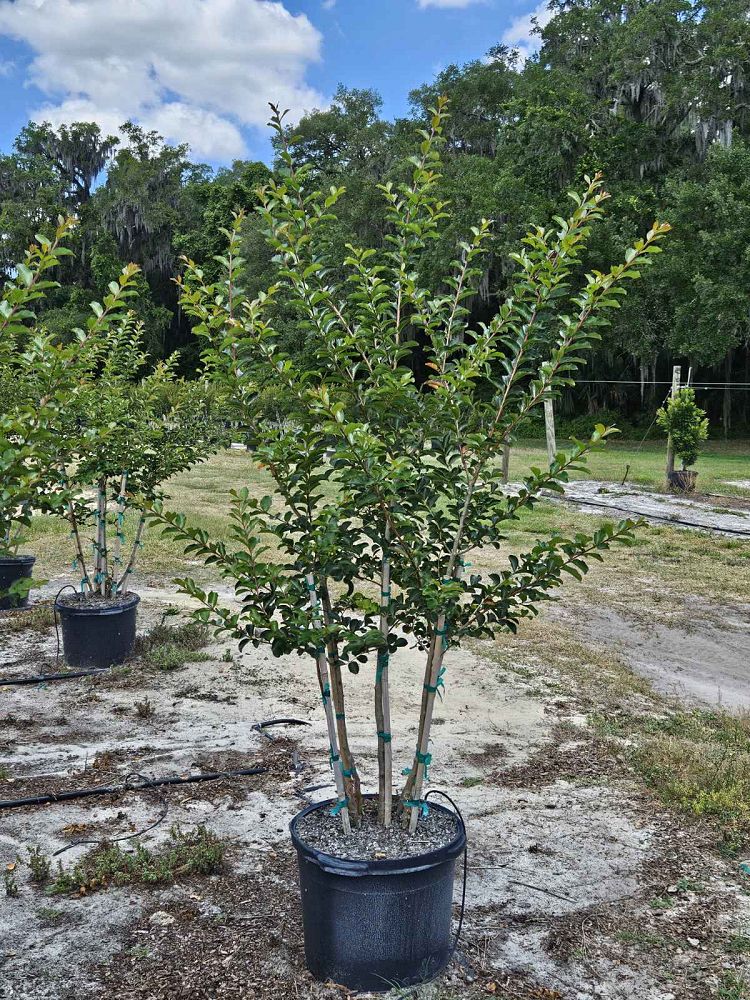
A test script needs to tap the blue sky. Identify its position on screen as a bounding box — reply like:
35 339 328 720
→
0 0 546 167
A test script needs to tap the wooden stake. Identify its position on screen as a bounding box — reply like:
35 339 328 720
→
544 398 557 466
665 365 681 484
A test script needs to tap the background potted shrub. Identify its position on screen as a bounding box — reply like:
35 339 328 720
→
657 387 709 492
0 220 138 609
55 314 224 668
152 103 669 991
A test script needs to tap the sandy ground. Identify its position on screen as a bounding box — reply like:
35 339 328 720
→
2 584 750 1000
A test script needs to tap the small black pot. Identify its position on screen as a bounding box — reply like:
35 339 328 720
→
54 593 140 669
290 798 466 992
0 555 35 611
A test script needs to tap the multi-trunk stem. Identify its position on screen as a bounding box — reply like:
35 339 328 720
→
401 560 465 832
306 572 351 835
320 581 362 821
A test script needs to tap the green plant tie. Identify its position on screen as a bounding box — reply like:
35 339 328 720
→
80 578 87 593
381 589 391 598
404 799 429 817
306 582 316 591
72 558 78 571
416 749 432 781
321 682 331 706
436 624 449 651
377 731 392 743
459 559 472 568
424 666 446 697
342 768 354 778
335 712 345 721
330 798 349 817
329 749 340 766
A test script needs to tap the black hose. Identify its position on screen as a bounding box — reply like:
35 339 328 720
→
0 667 112 687
425 790 468 966
0 765 268 810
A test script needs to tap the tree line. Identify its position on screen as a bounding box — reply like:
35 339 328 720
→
1 0 749 434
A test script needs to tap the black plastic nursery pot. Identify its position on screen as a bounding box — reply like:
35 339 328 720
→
290 797 466 993
54 592 140 669
0 555 35 611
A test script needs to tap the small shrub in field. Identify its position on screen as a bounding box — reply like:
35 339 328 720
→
27 847 52 884
656 387 709 469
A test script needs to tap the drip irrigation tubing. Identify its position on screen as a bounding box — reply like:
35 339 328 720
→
0 667 112 687
424 790 468 971
0 766 268 811
548 493 750 537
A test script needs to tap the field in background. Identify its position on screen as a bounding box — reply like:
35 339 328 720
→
509 437 750 495
26 442 750 610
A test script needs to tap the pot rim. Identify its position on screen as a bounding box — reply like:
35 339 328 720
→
54 592 140 617
290 795 466 877
0 554 36 567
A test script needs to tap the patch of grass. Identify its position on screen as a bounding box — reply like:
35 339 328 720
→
460 776 483 788
146 642 212 671
616 929 671 949
719 972 750 999
48 825 225 895
630 710 750 852
727 934 750 955
37 906 66 924
593 707 750 855
0 602 55 633
649 895 675 910
134 619 213 672
0 765 10 781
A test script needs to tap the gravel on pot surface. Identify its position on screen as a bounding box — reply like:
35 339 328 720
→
56 591 137 610
296 799 459 861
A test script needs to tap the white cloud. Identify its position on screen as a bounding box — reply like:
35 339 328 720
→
501 1 553 62
0 0 326 160
417 0 483 8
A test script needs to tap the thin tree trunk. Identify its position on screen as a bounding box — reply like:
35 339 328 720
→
375 523 393 827
306 573 351 835
96 478 107 595
401 562 465 832
113 473 127 591
319 581 362 821
118 515 145 595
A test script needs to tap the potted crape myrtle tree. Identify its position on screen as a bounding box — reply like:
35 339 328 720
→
0 220 139 610
657 387 709 493
152 102 670 991
55 316 223 668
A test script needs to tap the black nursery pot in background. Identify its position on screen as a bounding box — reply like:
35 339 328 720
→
54 592 140 669
290 798 466 993
0 555 35 611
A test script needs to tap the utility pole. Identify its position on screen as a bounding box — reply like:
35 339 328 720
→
501 437 510 484
544 398 557 466
665 365 681 484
